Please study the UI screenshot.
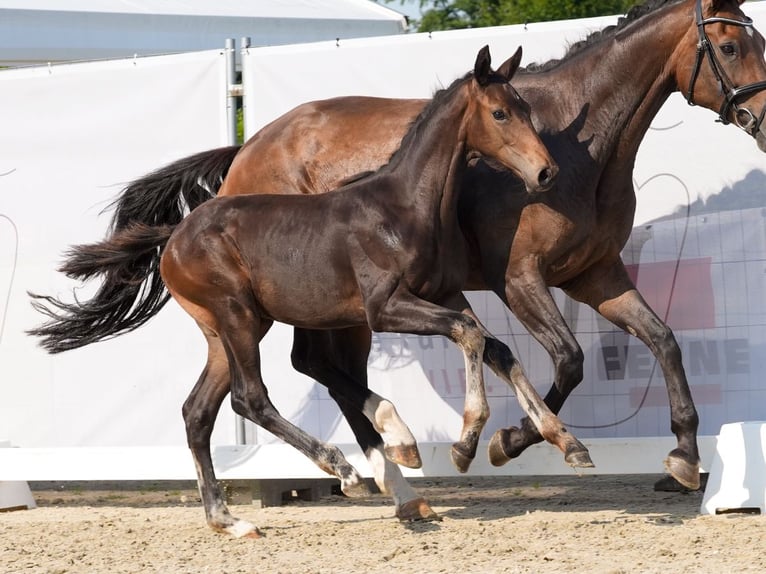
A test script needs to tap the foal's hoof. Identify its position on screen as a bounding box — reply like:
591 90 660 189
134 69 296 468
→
385 444 423 469
564 443 595 469
218 519 263 539
663 449 701 491
488 428 512 467
396 497 442 522
341 478 373 498
450 442 475 473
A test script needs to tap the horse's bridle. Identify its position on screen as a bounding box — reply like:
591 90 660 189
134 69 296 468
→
686 0 766 136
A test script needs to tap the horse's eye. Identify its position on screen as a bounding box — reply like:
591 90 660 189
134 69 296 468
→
492 110 507 121
720 43 737 57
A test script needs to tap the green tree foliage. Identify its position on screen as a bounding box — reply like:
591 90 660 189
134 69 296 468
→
387 0 637 31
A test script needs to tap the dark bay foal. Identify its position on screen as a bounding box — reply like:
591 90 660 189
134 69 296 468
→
154 46 582 536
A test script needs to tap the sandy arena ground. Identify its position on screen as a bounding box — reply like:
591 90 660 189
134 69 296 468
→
2 474 764 574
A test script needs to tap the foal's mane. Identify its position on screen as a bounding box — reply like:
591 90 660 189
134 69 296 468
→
383 70 474 168
522 0 682 72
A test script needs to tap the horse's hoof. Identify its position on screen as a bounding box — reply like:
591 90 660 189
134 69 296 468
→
450 442 474 473
654 472 709 492
488 428 512 467
385 444 423 469
396 497 442 522
664 450 701 490
564 443 595 469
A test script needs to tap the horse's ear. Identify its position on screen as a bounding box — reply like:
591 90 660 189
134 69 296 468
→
496 46 523 82
474 45 492 86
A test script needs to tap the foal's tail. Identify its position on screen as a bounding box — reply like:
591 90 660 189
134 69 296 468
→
27 145 241 353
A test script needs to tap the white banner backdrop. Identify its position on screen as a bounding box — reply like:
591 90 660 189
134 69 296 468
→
0 50 231 448
240 8 766 447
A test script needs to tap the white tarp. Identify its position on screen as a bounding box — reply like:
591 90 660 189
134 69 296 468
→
0 0 407 66
0 50 231 447
1 7 764 470
240 8 766 446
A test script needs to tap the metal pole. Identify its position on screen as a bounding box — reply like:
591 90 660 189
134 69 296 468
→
240 37 251 141
226 38 248 444
225 38 238 146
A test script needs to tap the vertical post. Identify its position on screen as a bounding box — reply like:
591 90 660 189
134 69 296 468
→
225 38 238 146
226 38 247 444
240 37 251 141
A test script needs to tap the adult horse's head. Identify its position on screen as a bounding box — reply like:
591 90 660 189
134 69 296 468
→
467 46 558 193
678 0 766 151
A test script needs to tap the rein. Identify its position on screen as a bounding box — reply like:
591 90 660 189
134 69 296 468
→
686 0 766 136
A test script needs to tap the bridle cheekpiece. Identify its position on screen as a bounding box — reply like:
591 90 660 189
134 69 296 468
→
686 0 766 137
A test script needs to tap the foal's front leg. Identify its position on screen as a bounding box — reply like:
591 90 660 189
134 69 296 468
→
456 298 593 470
366 289 490 473
485 267 589 465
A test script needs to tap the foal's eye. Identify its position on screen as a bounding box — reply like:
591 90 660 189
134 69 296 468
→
719 43 737 57
492 110 507 121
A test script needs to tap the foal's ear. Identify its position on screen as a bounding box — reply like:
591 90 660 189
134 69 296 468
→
496 46 523 83
474 45 492 86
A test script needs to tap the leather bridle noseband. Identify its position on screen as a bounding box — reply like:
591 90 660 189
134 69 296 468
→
686 0 766 136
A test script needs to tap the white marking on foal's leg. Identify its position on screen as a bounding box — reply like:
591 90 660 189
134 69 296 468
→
361 395 416 447
368 447 440 522
225 518 261 538
366 445 419 502
361 395 421 468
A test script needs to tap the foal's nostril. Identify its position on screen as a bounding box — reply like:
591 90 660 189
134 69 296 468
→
538 167 554 187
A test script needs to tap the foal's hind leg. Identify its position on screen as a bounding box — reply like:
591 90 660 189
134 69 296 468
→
183 326 260 538
292 327 421 469
291 327 439 521
218 304 369 500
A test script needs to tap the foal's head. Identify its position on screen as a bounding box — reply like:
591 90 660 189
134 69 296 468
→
465 46 558 193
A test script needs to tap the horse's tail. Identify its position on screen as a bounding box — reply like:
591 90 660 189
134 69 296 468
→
27 145 241 353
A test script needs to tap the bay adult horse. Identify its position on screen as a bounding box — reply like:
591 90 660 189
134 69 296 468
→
34 47 593 537
30 0 766 519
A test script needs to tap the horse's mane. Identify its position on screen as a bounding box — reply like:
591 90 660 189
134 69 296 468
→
522 0 682 72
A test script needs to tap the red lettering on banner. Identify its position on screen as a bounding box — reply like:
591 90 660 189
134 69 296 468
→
625 257 714 330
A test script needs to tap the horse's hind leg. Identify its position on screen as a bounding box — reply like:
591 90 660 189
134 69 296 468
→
182 326 260 538
291 326 438 521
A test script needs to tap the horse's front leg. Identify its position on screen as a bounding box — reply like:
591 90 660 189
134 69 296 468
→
484 267 588 465
565 259 700 490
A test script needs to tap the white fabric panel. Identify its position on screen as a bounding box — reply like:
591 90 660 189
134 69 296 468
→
0 0 406 66
243 15 617 133
0 51 231 447
240 7 766 446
